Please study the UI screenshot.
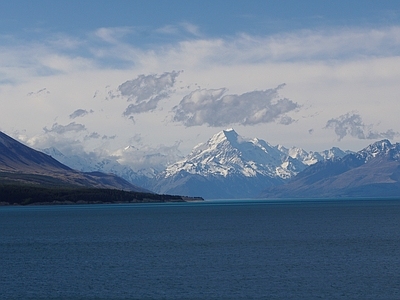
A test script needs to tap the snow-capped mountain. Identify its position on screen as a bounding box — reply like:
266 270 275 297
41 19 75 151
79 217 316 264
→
164 128 304 180
262 139 400 199
356 139 400 162
277 145 350 165
42 128 350 199
150 129 348 199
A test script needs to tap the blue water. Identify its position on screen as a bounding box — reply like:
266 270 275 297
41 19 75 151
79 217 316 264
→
1 199 400 299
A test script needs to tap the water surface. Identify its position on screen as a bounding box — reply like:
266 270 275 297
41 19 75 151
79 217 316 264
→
1 199 400 299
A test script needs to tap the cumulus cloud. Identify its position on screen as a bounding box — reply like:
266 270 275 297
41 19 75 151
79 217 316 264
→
119 71 180 101
172 84 299 127
107 71 181 116
325 112 398 141
124 93 168 115
69 109 93 119
43 122 86 134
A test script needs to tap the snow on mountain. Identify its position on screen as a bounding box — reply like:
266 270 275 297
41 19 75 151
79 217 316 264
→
149 128 354 198
356 139 399 162
43 128 351 198
164 128 349 182
277 145 351 166
164 128 299 180
262 139 400 199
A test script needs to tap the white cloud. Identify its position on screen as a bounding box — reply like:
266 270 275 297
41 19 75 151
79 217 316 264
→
180 22 202 37
119 71 180 102
107 71 181 116
2 23 400 161
172 84 299 127
325 112 399 141
224 27 400 63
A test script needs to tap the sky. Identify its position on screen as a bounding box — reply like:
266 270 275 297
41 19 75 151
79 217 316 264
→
1 1 400 171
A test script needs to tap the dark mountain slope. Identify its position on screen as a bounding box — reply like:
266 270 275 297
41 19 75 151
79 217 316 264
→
0 131 148 192
0 131 71 173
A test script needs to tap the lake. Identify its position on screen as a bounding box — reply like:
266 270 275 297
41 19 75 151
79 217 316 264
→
1 198 400 299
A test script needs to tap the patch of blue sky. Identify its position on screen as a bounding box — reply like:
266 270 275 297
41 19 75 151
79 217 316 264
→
2 1 400 40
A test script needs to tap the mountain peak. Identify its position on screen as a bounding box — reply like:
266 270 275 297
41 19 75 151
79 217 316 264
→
358 139 394 161
222 128 239 142
209 128 239 145
164 128 307 181
366 139 392 150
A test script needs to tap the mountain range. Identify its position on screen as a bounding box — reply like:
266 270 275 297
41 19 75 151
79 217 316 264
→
262 139 400 198
6 128 399 199
42 128 351 199
150 129 351 198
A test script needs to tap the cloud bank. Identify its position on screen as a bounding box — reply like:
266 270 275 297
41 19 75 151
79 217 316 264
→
172 84 299 127
325 112 398 141
2 22 400 158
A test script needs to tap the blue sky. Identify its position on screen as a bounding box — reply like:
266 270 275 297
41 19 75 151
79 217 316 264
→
3 1 400 44
1 1 400 171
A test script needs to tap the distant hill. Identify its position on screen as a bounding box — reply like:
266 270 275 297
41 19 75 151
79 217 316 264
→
262 140 400 198
0 131 148 192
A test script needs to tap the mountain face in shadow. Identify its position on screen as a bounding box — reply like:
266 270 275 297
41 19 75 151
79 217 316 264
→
261 140 400 198
0 131 148 192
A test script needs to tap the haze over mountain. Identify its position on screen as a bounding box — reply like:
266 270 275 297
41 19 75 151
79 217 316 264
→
0 131 148 192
